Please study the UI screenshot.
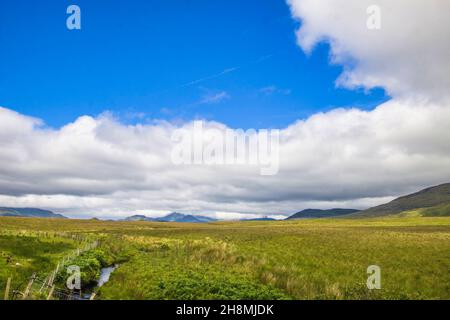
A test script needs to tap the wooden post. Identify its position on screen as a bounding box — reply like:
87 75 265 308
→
52 269 56 284
48 271 54 287
39 276 48 293
4 277 11 300
22 273 36 300
54 263 60 277
49 265 59 287
46 285 55 300
89 292 96 300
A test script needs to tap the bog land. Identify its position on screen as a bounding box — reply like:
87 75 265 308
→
0 216 449 300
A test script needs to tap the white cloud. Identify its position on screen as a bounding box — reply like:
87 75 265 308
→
287 0 450 102
0 100 449 219
1 1 449 219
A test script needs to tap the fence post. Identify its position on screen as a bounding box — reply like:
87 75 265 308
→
22 273 36 300
39 276 48 293
54 263 60 277
4 277 11 300
48 270 54 287
47 285 55 300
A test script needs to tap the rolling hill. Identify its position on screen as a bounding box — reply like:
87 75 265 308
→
354 183 450 217
396 203 450 217
122 215 151 222
286 208 359 220
0 207 66 219
123 212 217 223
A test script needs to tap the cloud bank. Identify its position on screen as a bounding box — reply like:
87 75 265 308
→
1 99 449 219
0 0 449 219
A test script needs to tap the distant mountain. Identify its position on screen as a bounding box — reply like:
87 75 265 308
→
354 183 450 217
123 214 152 221
240 217 276 221
159 212 189 222
286 208 359 220
0 207 66 219
122 212 217 223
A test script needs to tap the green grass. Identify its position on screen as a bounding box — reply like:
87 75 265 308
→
0 232 77 292
397 203 450 217
99 238 287 299
0 216 449 300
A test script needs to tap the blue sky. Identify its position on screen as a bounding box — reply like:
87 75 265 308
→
0 0 448 218
0 0 389 129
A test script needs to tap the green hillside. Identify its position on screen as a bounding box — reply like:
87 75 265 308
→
396 202 450 217
0 207 66 219
355 183 450 217
286 208 359 219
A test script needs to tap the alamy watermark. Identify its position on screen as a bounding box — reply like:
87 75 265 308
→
66 5 81 30
367 5 381 30
66 265 81 290
66 4 379 31
171 121 280 176
366 265 381 289
64 5 380 33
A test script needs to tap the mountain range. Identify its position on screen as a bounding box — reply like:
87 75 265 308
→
285 183 450 219
123 212 217 223
1 183 449 221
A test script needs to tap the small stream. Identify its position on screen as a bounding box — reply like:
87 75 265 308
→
97 264 118 287
77 264 118 299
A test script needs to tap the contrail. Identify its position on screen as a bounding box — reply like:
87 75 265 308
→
180 67 240 88
179 53 274 88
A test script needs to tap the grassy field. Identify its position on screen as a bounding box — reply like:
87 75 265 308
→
0 216 449 300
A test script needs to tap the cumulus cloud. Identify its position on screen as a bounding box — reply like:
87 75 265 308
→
0 100 449 219
0 1 449 219
287 0 450 101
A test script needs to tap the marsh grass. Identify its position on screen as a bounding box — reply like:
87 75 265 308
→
0 232 77 294
0 216 449 299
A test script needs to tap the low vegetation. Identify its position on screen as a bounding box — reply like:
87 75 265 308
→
0 216 449 299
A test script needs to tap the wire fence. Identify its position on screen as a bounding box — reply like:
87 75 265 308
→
9 274 93 300
3 240 100 300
